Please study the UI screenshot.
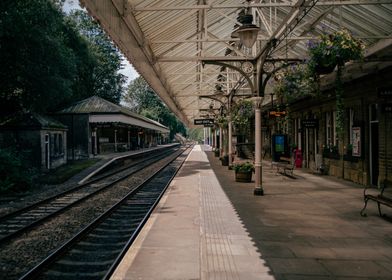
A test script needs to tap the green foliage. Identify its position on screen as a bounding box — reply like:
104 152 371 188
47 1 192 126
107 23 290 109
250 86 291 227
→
273 64 318 102
335 66 345 137
216 115 228 128
307 31 360 138
68 10 126 104
187 128 203 142
0 1 126 118
124 77 187 139
233 162 254 173
0 148 36 193
0 0 77 115
38 159 99 184
230 100 253 133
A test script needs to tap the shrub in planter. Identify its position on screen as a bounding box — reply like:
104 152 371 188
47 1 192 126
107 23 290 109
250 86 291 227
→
214 148 220 157
233 162 254 182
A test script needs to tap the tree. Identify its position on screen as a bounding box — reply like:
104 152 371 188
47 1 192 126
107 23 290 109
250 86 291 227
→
124 77 187 139
68 10 126 104
0 1 126 119
0 0 78 116
124 77 163 114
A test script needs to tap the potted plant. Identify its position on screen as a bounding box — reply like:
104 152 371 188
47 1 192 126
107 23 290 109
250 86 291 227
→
214 148 220 157
233 161 254 182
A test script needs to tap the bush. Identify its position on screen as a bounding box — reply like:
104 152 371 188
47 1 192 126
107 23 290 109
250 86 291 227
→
0 148 36 193
233 162 254 173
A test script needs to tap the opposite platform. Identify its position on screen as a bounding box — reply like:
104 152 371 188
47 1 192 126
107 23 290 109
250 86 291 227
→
111 145 274 280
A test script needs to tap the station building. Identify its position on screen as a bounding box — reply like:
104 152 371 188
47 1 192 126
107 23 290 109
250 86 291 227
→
262 59 392 187
0 112 68 170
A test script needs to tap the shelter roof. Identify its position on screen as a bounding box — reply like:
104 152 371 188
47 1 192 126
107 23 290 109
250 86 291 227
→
80 0 392 127
57 96 169 131
0 112 67 130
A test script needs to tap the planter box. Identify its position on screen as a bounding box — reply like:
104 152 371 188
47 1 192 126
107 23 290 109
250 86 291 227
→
235 171 252 182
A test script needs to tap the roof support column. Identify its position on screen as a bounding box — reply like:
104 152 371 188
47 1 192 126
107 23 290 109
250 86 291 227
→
114 129 118 152
253 97 264 196
228 117 233 167
214 128 217 149
219 126 223 157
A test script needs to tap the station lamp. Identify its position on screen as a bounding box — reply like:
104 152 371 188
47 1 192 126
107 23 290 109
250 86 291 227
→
231 3 259 49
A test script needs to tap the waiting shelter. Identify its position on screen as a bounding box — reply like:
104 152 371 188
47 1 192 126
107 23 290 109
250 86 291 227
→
55 96 169 160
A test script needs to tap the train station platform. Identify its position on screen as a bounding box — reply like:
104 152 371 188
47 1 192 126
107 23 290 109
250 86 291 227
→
111 145 392 280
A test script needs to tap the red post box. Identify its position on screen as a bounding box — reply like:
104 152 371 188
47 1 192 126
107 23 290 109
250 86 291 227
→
294 148 302 168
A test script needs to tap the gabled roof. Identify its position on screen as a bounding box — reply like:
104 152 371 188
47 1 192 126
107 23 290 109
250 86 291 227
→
0 112 67 130
57 96 169 131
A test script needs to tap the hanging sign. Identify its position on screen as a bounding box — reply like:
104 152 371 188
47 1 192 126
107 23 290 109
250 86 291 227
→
269 110 286 117
301 119 318 128
194 118 214 125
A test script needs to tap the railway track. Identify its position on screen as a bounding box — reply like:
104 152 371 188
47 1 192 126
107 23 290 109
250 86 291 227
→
20 145 192 280
0 146 179 245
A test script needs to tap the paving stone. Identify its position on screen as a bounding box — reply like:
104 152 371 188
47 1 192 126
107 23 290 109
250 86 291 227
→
267 258 330 275
321 260 391 277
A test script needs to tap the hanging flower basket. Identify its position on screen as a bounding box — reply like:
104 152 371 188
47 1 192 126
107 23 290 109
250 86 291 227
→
307 29 364 77
273 64 317 103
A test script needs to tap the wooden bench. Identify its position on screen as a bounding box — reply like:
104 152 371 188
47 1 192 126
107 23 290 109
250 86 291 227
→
274 156 295 176
360 181 392 217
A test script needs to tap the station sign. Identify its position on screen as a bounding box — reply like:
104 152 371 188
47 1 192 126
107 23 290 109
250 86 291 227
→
301 119 318 128
269 110 286 117
194 118 214 125
378 87 392 98
382 104 392 113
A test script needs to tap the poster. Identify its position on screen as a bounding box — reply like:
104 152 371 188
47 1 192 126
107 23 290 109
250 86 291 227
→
352 127 361 157
275 135 285 152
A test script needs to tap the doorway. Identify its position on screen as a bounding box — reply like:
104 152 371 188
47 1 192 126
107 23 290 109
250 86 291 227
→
370 104 379 186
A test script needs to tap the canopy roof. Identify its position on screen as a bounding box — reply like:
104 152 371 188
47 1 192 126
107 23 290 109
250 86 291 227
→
57 96 169 132
80 0 392 127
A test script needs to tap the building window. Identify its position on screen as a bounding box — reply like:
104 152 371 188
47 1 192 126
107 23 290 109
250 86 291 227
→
49 133 64 157
59 133 63 154
326 111 337 146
